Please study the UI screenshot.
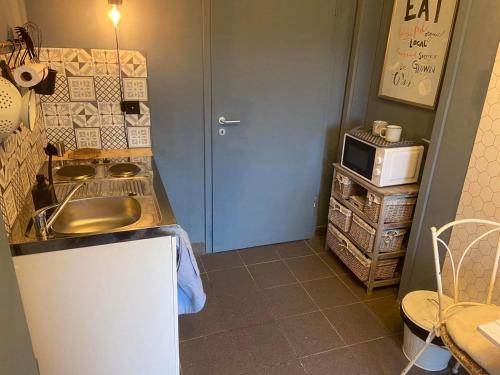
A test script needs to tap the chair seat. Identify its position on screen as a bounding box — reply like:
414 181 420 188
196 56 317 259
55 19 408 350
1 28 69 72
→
446 305 500 375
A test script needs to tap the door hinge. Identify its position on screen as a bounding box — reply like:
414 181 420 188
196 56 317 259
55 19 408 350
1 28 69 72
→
313 196 318 208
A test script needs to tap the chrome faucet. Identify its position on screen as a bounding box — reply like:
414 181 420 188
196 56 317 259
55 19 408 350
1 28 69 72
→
33 181 87 239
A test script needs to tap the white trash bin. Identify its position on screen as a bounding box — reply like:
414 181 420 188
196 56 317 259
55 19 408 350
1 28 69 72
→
401 290 453 372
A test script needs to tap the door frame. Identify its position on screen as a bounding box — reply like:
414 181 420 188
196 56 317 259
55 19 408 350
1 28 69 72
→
202 0 357 253
202 0 214 252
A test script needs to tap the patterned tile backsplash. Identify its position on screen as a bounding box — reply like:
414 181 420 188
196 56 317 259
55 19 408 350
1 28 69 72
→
39 47 152 149
0 47 153 236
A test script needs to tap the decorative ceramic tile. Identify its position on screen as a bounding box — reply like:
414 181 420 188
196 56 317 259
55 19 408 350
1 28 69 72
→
95 76 121 102
70 102 100 127
444 45 500 304
126 114 151 127
38 48 65 75
63 48 94 76
11 171 24 213
46 127 76 150
92 49 119 76
17 136 32 166
123 78 148 100
42 103 72 127
127 127 151 148
68 77 96 101
19 161 31 197
0 155 17 190
40 76 70 103
101 127 127 149
0 184 17 230
120 50 147 77
98 103 125 126
75 128 101 149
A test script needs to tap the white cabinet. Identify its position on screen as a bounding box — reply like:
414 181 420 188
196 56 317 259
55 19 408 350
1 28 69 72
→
13 236 179 375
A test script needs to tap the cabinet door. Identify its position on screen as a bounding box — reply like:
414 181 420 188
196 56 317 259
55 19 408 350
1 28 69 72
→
14 236 179 375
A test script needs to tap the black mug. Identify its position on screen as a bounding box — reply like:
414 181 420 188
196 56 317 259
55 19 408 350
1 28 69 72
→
34 68 57 95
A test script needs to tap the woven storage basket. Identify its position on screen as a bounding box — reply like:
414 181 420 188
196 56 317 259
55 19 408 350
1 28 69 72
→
328 197 352 232
333 171 364 199
380 228 407 253
349 214 376 253
364 192 417 224
327 224 398 281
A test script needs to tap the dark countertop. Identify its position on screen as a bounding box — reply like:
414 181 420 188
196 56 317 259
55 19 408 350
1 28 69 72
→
10 157 176 256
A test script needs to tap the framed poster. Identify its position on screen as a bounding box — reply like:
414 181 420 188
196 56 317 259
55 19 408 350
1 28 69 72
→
379 0 459 109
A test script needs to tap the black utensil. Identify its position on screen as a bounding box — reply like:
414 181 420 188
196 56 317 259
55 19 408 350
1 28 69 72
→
34 68 57 95
14 26 36 62
44 143 59 188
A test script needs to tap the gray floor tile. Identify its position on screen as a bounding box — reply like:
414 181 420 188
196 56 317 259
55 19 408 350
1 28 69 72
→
323 303 386 345
364 296 404 335
217 291 274 330
306 236 327 253
338 271 398 301
180 330 254 375
318 250 350 275
244 361 307 375
349 336 416 375
278 311 343 356
233 321 296 370
301 348 368 375
276 241 313 258
239 245 280 265
207 267 258 297
302 276 359 309
201 251 244 272
261 284 316 319
285 255 334 281
179 297 226 340
248 260 297 289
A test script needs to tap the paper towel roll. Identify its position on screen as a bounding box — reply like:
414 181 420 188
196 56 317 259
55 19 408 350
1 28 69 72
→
13 63 47 88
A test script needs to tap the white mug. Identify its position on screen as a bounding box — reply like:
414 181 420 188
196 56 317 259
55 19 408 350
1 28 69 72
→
372 120 388 136
379 125 402 142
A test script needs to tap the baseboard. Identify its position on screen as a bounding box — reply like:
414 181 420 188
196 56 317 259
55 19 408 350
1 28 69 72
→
192 242 206 254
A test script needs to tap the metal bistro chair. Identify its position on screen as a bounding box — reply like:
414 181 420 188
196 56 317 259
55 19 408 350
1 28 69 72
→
402 219 500 375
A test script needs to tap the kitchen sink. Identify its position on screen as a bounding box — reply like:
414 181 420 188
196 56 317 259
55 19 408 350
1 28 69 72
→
51 196 142 235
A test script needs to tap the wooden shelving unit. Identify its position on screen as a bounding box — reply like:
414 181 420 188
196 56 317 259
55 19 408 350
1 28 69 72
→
326 163 419 294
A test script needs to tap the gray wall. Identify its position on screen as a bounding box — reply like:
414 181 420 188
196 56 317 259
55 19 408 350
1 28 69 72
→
26 0 206 243
399 0 500 296
0 3 37 373
339 0 436 147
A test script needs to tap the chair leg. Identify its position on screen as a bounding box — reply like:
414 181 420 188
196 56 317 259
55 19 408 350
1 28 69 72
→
451 360 461 374
401 329 436 375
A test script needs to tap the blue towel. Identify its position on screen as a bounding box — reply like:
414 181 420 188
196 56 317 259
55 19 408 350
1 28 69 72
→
170 225 206 315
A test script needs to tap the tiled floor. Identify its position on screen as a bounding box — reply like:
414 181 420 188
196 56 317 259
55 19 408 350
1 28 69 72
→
180 237 465 375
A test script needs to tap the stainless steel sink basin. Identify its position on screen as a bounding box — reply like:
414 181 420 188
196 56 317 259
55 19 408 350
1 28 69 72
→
51 196 142 235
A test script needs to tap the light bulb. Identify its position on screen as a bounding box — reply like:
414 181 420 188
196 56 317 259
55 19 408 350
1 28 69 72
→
108 4 121 27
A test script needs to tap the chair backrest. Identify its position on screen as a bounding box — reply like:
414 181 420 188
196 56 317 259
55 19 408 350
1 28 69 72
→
431 219 500 321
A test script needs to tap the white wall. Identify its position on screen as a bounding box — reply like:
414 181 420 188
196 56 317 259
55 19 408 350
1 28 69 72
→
443 44 500 304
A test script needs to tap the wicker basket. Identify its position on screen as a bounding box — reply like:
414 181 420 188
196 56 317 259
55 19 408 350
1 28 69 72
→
326 224 398 281
333 171 364 199
380 229 407 253
329 197 353 232
364 192 417 224
350 195 366 211
349 214 376 253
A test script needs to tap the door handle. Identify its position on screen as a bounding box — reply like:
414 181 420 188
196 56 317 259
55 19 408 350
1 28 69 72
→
218 116 241 126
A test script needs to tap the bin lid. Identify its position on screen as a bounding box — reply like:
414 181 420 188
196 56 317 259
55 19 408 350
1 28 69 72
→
401 290 454 331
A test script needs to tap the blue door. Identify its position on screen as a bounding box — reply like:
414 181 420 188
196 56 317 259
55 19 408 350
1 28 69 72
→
211 0 348 251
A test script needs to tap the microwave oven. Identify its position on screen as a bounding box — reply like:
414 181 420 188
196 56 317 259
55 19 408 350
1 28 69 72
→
340 133 424 187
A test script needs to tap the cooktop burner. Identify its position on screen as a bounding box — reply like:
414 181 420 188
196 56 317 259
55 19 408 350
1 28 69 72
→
56 165 96 181
108 163 141 178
